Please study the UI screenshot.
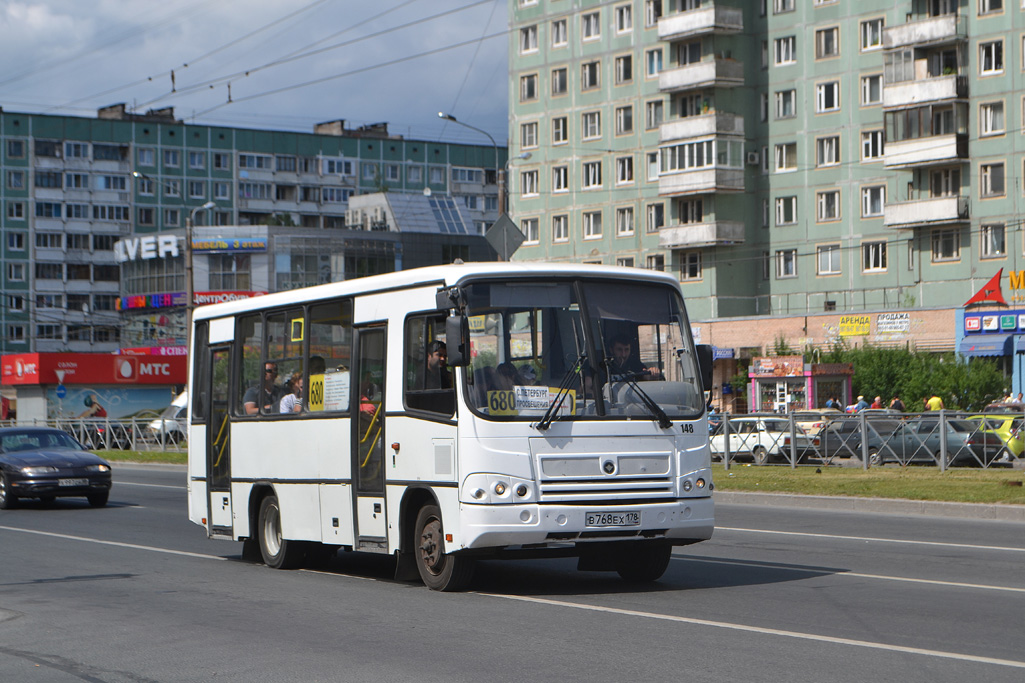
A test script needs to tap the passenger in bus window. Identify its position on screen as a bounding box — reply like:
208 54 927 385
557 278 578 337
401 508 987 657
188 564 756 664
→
493 362 522 390
279 372 304 414
244 363 281 414
425 340 452 390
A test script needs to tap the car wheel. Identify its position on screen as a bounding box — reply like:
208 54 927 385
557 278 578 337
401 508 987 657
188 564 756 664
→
87 491 109 507
414 504 474 591
615 542 672 582
868 449 882 467
0 473 17 510
752 446 769 466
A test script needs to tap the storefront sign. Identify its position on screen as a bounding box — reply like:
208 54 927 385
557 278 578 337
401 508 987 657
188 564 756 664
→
811 363 853 376
114 235 180 263
750 356 804 377
192 238 267 254
838 315 870 337
1 353 186 386
876 312 910 334
116 291 266 311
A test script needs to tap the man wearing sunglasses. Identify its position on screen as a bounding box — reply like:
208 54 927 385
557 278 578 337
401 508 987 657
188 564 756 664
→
244 363 282 415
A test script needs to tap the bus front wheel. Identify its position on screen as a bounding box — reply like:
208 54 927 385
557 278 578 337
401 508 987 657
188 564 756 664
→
616 541 672 582
414 504 474 591
258 495 304 569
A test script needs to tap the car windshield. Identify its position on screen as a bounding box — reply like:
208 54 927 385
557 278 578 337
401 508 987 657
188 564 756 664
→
0 430 84 452
461 278 703 421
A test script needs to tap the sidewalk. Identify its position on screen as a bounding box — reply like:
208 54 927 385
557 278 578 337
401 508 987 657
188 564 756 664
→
714 490 1025 523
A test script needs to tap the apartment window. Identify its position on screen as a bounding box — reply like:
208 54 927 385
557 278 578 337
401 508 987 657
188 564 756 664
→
775 196 797 225
615 106 633 135
520 73 538 101
138 207 155 226
553 214 569 242
815 27 839 59
552 116 568 144
817 245 842 275
677 41 701 66
979 0 1003 14
645 0 663 27
982 223 1006 258
981 162 1005 197
981 102 1005 136
7 170 24 189
552 19 567 47
64 142 88 158
776 250 797 278
7 201 25 220
37 325 63 341
520 25 538 53
522 218 539 244
521 170 539 197
678 198 703 224
646 100 664 129
616 156 634 184
862 130 884 160
932 228 960 261
213 181 230 200
647 152 659 181
775 90 796 119
980 40 1003 74
760 93 769 122
582 11 600 40
551 165 569 193
775 36 796 65
164 208 180 227
862 186 885 217
863 241 888 272
582 111 601 140
65 172 87 189
861 19 883 51
189 180 205 199
583 210 602 238
66 204 88 219
521 122 538 149
551 67 568 95
36 263 63 280
817 191 840 221
816 136 840 167
6 139 25 158
163 149 180 167
816 81 840 112
681 252 702 281
615 4 632 32
616 257 635 268
189 151 205 169
861 75 882 105
583 161 602 189
581 61 601 89
238 154 270 170
35 202 61 218
36 233 63 249
615 55 633 84
615 207 635 236
775 143 797 172
7 264 25 282
775 0 795 12
8 233 26 251
647 255 665 271
646 49 663 76
213 153 230 170
646 203 665 232
136 175 156 195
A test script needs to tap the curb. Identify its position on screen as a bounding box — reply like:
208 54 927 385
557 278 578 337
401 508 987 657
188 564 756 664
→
713 490 1025 523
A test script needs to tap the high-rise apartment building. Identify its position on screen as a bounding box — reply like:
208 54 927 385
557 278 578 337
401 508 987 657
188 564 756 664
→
509 1 1024 361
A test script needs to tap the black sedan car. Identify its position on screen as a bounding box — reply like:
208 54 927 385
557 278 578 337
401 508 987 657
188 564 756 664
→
0 427 112 509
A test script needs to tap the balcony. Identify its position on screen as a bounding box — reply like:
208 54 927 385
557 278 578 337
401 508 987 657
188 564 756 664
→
883 15 965 50
884 196 969 229
659 221 744 249
660 113 744 144
883 75 966 109
658 168 744 196
658 5 743 41
659 58 744 93
884 134 968 168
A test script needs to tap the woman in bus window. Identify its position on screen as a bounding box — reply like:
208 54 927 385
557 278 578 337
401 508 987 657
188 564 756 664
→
279 372 304 414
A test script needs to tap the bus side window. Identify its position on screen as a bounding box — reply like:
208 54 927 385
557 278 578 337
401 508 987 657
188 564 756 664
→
307 299 353 412
191 321 209 420
235 314 264 417
403 314 454 417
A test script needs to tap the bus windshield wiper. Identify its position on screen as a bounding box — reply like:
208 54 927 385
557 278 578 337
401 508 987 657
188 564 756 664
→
606 361 672 429
535 352 586 431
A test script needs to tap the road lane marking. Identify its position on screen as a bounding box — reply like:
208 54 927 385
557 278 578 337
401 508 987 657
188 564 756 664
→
477 592 1025 670
0 525 225 561
114 481 184 490
717 526 1025 553
678 557 1025 594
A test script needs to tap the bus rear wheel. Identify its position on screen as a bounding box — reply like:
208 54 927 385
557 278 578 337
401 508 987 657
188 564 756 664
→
414 504 474 591
258 495 304 569
616 541 672 582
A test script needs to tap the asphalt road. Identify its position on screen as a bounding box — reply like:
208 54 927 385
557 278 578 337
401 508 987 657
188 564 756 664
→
1 465 1023 682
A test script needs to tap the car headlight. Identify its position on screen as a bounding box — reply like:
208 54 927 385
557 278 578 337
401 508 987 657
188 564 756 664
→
85 464 111 473
21 466 58 476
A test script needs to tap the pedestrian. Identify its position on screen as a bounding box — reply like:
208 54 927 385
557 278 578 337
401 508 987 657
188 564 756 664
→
926 394 944 411
824 396 836 409
871 396 883 409
854 395 869 412
1014 392 1024 404
889 395 905 412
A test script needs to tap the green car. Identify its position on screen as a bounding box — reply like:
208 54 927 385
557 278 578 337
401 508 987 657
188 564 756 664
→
966 415 1024 460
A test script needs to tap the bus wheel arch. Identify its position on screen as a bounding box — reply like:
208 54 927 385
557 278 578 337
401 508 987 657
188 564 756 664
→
394 487 437 581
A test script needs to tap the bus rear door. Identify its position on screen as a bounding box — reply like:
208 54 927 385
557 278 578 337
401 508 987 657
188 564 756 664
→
352 325 387 550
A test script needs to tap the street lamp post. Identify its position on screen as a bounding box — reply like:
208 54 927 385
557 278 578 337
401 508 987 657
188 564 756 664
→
437 112 502 213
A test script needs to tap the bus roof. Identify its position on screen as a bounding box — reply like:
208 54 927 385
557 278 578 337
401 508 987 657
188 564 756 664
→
191 262 681 321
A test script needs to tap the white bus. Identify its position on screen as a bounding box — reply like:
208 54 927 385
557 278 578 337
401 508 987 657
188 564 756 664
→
187 263 715 590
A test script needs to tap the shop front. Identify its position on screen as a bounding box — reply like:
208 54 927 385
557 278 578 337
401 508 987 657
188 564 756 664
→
748 356 852 413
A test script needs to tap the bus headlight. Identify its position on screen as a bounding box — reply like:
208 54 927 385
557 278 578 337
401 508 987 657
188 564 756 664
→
461 473 535 504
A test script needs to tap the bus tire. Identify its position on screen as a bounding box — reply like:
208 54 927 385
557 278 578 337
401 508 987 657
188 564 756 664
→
616 541 672 582
414 504 474 591
258 495 304 569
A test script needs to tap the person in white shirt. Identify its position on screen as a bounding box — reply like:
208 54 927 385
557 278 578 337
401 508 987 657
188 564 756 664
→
279 372 304 414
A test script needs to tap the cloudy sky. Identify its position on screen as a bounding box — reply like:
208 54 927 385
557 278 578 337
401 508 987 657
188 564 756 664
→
0 0 510 145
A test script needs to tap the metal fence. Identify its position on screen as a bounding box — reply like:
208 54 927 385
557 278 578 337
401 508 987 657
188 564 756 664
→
710 410 1022 471
0 417 186 453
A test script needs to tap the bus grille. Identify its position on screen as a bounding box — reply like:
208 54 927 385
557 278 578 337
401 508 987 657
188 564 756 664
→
535 452 674 504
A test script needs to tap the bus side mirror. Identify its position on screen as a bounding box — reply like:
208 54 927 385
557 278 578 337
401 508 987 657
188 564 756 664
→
446 315 470 367
696 344 714 394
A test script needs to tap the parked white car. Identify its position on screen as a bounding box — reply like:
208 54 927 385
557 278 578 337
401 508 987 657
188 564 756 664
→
147 391 187 444
710 416 817 464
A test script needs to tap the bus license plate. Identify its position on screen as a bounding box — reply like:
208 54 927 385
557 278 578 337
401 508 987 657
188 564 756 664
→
59 478 88 487
585 511 640 527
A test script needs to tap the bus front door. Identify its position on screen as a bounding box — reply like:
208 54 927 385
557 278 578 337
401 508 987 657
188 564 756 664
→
206 346 233 537
352 326 387 550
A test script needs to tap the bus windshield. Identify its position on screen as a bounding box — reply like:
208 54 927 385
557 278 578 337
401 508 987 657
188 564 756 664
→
462 278 703 421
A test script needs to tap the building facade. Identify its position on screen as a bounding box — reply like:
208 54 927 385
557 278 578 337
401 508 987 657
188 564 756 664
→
508 0 1025 373
1 105 504 354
